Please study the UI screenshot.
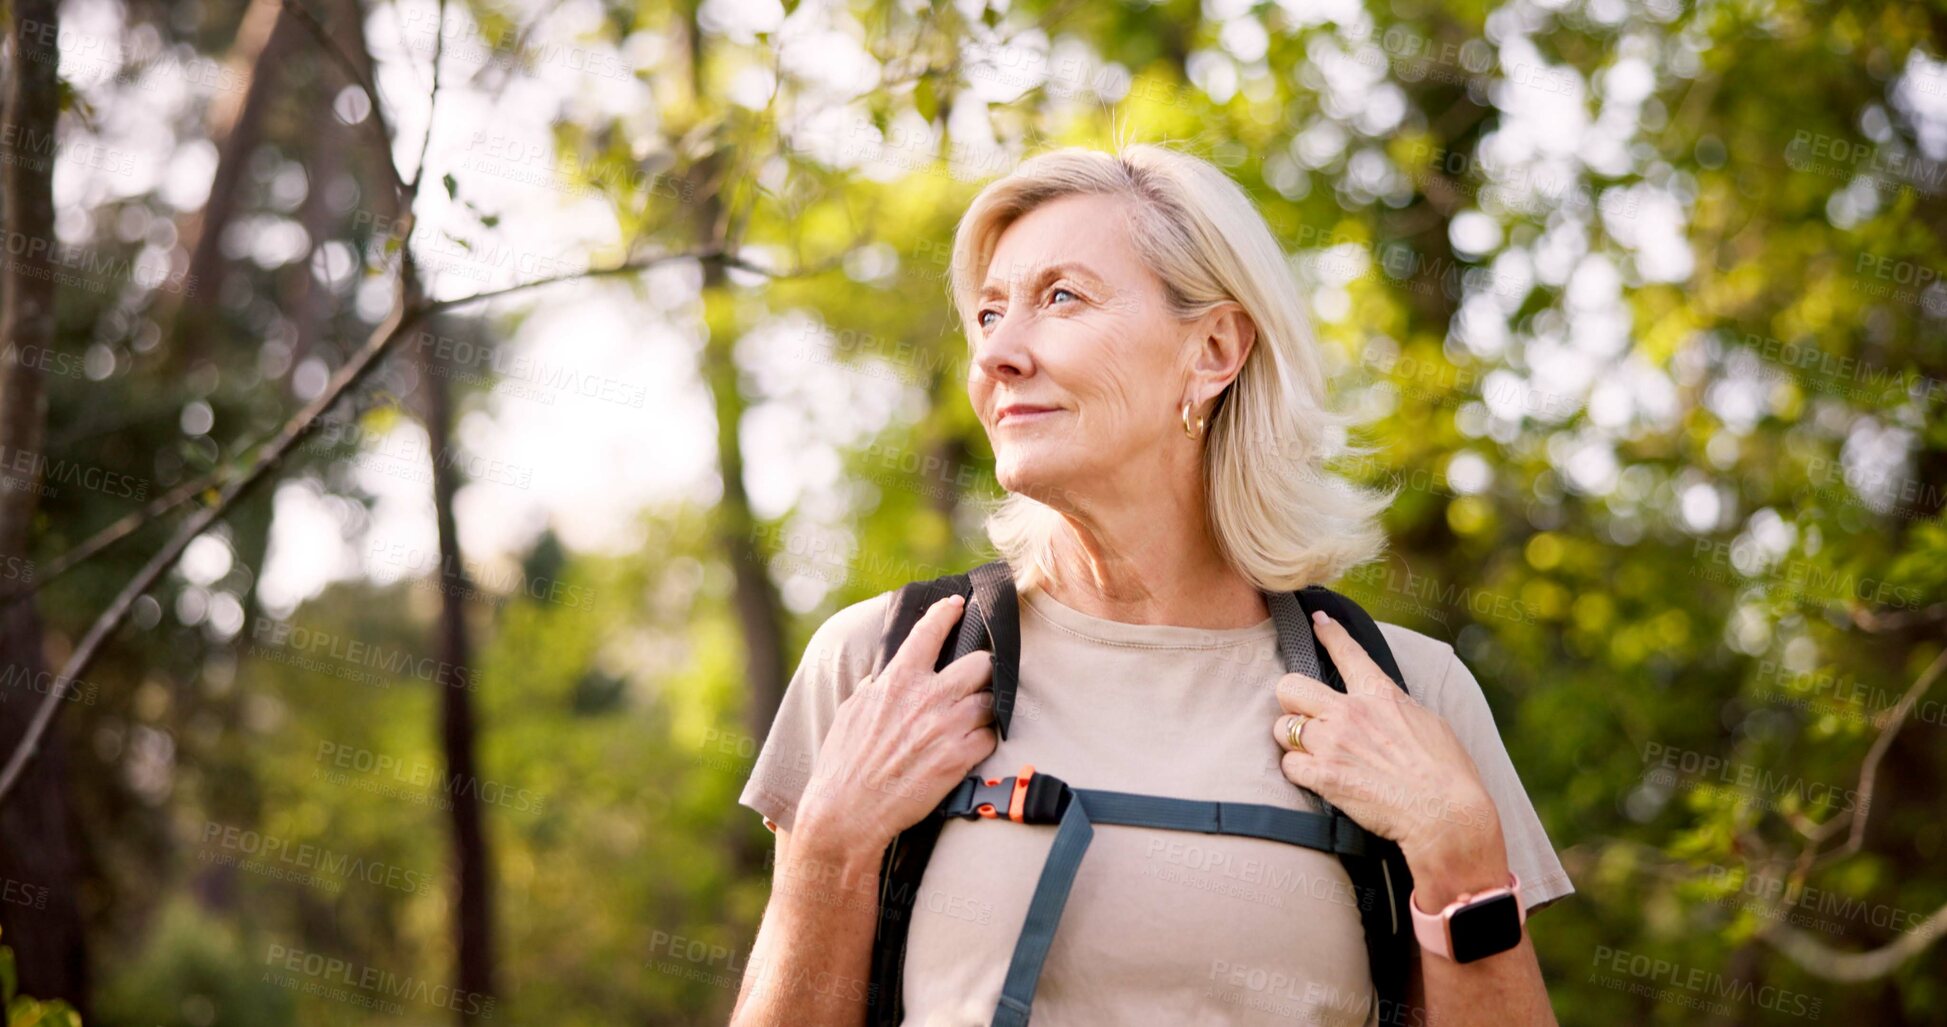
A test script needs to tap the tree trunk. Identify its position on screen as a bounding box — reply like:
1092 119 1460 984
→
673 3 790 882
418 333 496 1022
325 0 496 1012
0 0 90 1012
154 0 301 369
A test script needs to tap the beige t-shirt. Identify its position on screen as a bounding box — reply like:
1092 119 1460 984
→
739 582 1573 1026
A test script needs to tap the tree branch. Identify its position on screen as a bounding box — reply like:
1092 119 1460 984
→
0 461 234 609
406 0 447 200
1811 644 1947 869
1761 897 1947 982
0 242 736 806
280 0 408 201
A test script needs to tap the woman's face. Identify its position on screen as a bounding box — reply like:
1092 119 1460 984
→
966 193 1199 510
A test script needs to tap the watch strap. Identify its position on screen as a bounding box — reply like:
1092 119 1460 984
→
1409 870 1524 960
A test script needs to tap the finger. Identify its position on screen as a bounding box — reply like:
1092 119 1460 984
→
1272 714 1319 753
1308 611 1393 697
958 725 1000 767
951 687 996 729
1275 672 1341 716
1279 749 1321 793
933 648 996 700
885 593 967 678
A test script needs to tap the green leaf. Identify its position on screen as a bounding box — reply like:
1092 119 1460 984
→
915 77 939 122
443 173 459 199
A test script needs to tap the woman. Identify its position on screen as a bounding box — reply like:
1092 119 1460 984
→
730 143 1572 1026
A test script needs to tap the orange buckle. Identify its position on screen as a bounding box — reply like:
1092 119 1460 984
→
975 763 1037 821
1009 765 1035 823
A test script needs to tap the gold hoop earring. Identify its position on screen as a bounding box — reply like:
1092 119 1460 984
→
1181 399 1205 440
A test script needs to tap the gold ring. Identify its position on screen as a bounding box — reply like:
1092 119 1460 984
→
1285 714 1310 754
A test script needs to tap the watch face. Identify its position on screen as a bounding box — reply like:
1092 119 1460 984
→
1449 892 1524 964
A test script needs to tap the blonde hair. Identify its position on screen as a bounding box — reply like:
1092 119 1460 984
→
948 142 1395 593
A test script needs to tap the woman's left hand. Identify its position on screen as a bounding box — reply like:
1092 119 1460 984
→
1271 611 1507 894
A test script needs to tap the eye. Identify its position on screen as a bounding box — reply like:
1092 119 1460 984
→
977 308 1001 329
1049 286 1078 305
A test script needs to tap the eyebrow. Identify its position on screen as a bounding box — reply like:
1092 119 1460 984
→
977 262 1106 303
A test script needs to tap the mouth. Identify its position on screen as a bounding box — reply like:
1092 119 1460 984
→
995 404 1061 426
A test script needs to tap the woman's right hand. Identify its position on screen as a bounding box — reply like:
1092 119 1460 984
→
794 593 1000 855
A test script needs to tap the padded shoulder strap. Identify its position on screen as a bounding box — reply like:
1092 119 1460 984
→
872 572 973 675
967 560 1022 740
866 558 1018 1027
1279 584 1418 1027
1293 585 1408 694
871 559 1022 740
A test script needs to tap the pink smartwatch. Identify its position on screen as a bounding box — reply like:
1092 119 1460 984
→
1409 871 1526 964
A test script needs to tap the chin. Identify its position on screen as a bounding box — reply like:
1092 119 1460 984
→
993 450 1072 505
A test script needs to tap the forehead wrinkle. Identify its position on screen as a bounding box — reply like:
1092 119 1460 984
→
978 260 1109 301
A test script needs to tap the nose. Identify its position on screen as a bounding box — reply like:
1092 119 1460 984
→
971 314 1033 383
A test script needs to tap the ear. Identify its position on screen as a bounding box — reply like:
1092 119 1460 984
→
1187 301 1258 403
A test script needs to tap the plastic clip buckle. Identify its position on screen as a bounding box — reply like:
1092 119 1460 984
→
962 763 1036 822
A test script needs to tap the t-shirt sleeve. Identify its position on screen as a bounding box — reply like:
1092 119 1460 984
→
1420 646 1575 913
737 590 894 835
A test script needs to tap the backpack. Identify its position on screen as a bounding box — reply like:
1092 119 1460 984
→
864 559 1418 1027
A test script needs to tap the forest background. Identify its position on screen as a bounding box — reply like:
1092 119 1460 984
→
0 0 1944 1024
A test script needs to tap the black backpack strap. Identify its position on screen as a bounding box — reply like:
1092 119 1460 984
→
966 560 1022 740
866 559 1018 1026
871 561 1019 735
1288 585 1419 1027
1293 585 1407 693
867 570 1415 1027
948 771 1385 1025
872 573 974 675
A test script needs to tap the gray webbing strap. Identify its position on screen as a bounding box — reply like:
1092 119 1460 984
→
1264 590 1346 819
988 592 1366 1024
1265 589 1324 683
989 788 1373 1025
991 799 1092 1027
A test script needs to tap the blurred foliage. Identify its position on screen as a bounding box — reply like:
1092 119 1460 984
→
3 926 84 1026
8 0 1943 1023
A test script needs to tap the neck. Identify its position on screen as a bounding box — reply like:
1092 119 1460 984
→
1038 486 1268 630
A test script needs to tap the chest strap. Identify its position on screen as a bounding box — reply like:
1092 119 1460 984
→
934 765 1378 1026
